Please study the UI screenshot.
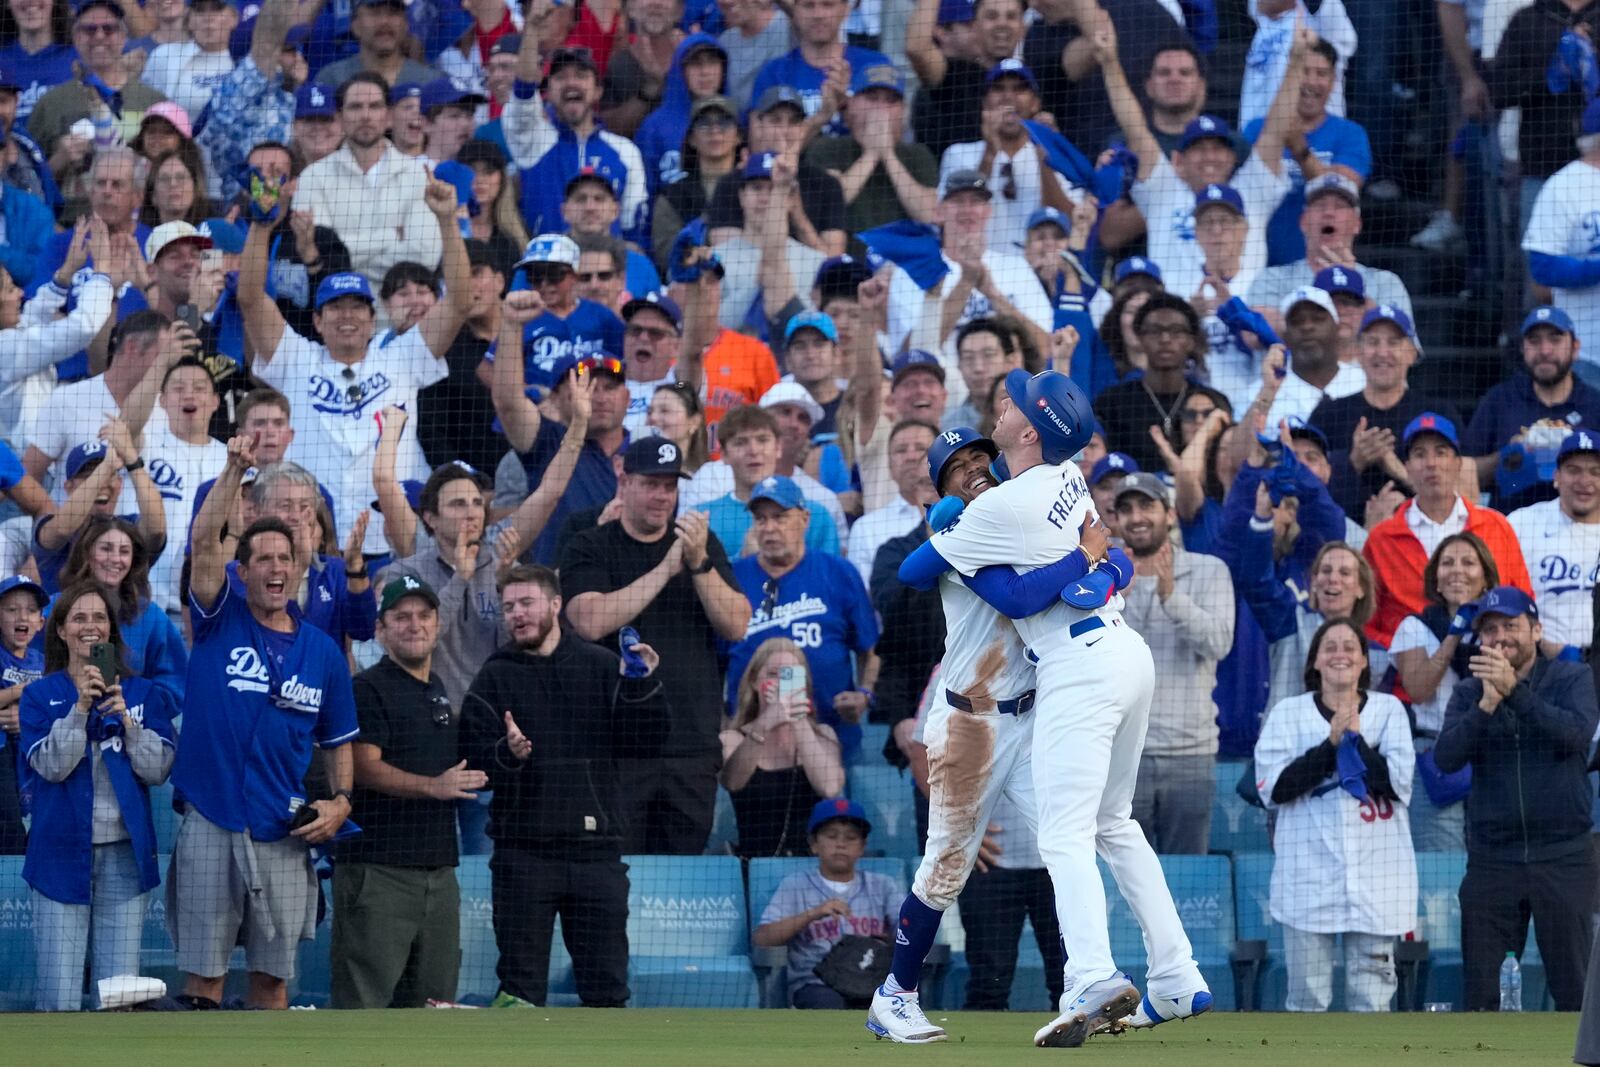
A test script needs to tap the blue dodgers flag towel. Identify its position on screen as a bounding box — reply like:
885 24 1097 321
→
1023 120 1097 189
1336 731 1369 801
860 220 948 292
1217 295 1282 348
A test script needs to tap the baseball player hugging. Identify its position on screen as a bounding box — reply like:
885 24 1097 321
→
890 370 1211 1048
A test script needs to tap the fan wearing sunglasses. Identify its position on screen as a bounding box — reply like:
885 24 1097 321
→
334 576 486 1009
937 58 1075 254
237 168 474 558
480 233 625 395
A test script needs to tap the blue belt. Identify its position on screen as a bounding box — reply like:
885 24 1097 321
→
946 688 1037 716
1024 616 1109 664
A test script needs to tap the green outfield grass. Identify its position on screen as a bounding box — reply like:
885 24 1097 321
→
2 1009 1581 1066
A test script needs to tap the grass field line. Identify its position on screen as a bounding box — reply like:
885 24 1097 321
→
3 1009 1582 1066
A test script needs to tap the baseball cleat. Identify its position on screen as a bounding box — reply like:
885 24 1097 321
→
1126 987 1213 1029
1033 974 1141 1048
866 985 947 1043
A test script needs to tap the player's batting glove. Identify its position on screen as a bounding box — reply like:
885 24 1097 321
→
1060 568 1116 609
1446 602 1479 638
926 495 965 531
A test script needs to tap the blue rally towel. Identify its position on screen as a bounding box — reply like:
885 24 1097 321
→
1024 120 1098 188
1336 730 1369 801
860 220 948 292
1548 29 1600 101
1217 295 1282 349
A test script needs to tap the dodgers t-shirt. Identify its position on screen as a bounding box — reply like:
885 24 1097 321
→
171 576 358 842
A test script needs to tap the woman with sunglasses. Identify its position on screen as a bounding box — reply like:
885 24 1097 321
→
647 381 709 483
21 579 176 1010
651 95 741 269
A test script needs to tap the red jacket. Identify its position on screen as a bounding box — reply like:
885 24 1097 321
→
1362 497 1533 648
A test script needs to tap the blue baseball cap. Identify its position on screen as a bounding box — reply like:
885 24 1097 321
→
1025 206 1070 234
1558 429 1600 463
1089 452 1138 486
1358 304 1421 351
71 0 125 19
1473 585 1538 627
294 82 335 119
986 57 1038 93
744 151 778 181
198 217 245 254
807 796 871 835
433 159 480 217
547 351 625 385
813 254 873 296
784 309 838 344
621 291 683 333
391 82 423 105
371 478 424 514
849 63 904 98
937 0 974 24
65 440 111 480
1113 257 1162 285
1401 412 1458 456
0 575 47 610
1304 172 1361 207
315 271 375 310
1522 305 1576 337
1179 114 1234 152
419 77 485 115
1193 183 1244 217
891 348 945 386
1314 265 1364 299
1284 416 1330 455
747 475 806 512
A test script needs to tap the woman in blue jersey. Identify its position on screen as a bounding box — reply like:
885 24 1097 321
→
57 516 188 702
20 580 176 1010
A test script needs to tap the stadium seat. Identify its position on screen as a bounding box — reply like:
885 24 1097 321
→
456 793 493 857
1208 766 1269 854
623 854 758 1008
1416 851 1466 1009
1101 854 1237 1011
746 857 906 1008
0 854 36 1011
148 782 181 855
855 722 891 766
704 785 738 856
845 764 921 862
290 877 334 1007
1232 851 1286 1010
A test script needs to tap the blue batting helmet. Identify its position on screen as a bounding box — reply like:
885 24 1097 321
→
927 426 998 492
1004 369 1094 463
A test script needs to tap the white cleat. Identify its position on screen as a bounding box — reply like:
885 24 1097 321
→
1033 975 1141 1048
866 985 947 1043
1126 987 1214 1029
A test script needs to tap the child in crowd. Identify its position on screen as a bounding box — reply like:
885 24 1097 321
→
0 576 47 854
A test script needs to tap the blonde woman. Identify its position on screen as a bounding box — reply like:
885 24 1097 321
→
721 637 844 858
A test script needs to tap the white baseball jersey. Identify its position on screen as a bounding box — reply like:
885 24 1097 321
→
930 460 1113 650
1522 158 1600 367
1255 691 1417 935
1508 497 1600 649
1131 154 1290 299
141 408 227 613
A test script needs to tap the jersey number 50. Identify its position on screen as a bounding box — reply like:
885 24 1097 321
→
790 623 823 649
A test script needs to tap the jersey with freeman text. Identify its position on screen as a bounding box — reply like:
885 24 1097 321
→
170 577 358 842
930 460 1116 650
726 551 879 753
1507 497 1600 649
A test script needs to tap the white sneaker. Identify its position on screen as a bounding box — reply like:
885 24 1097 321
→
1410 210 1465 251
1033 974 1140 1048
1126 987 1214 1029
866 985 947 1043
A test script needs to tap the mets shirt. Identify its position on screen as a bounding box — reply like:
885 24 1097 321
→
170 576 358 842
758 867 898 996
256 325 446 556
1508 497 1600 649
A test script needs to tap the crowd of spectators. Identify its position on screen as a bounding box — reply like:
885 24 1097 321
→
0 0 1598 1022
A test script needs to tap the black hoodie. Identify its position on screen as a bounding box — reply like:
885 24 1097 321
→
460 631 669 857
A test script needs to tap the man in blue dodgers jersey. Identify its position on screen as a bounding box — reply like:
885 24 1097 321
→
866 425 1137 1043
724 475 878 759
898 370 1209 1046
747 0 890 139
0 575 46 854
480 233 624 396
1508 431 1600 658
166 432 359 1011
236 166 472 558
504 14 647 244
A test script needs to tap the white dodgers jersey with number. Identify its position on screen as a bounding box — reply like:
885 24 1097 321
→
1507 497 1600 649
930 460 1118 650
1254 691 1417 936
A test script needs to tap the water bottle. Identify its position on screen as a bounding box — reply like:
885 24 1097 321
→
1498 952 1522 1011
